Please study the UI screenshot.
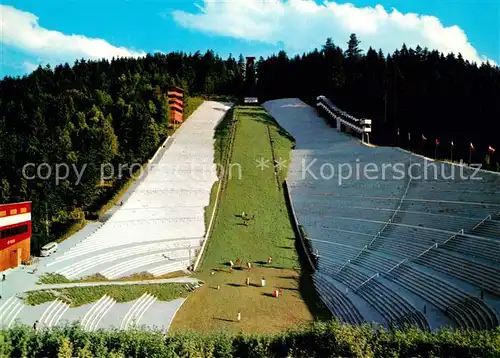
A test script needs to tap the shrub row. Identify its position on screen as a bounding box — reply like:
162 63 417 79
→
1 320 499 357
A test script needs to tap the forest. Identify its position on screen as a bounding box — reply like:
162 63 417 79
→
1 320 499 357
1 34 499 251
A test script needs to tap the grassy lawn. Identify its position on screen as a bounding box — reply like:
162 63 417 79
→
170 106 330 334
24 283 191 307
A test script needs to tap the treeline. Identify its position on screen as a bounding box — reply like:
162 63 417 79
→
1 320 499 357
256 35 500 170
0 51 246 251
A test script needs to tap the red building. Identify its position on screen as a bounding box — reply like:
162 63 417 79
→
167 87 184 125
0 202 32 271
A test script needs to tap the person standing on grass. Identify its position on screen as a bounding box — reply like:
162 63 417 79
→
237 311 241 322
33 320 38 334
261 277 266 287
267 256 272 264
246 277 250 286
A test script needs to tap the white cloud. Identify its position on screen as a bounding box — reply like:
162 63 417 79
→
172 0 495 65
0 5 146 64
22 61 39 73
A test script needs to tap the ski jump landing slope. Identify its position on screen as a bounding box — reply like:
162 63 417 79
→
263 98 500 330
46 101 232 280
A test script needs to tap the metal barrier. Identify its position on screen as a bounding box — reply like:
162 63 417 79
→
416 243 438 259
355 273 379 291
385 259 407 275
367 178 412 249
336 259 350 274
352 245 368 262
442 229 465 246
472 214 492 231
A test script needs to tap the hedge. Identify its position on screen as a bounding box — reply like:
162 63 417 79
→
1 320 499 357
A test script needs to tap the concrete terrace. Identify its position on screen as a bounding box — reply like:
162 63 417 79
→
0 101 231 331
42 101 232 280
263 98 500 331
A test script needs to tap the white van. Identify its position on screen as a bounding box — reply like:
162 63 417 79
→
40 242 58 257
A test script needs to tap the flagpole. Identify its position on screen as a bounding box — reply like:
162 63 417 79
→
468 146 472 166
451 142 454 163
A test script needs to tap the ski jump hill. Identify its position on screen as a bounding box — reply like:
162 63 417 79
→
263 98 500 331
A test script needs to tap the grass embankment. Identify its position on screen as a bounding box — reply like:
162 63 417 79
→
25 283 191 307
37 271 186 285
171 106 330 334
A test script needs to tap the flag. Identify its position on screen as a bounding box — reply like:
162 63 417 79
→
451 141 454 147
470 143 475 151
489 145 496 153
435 139 440 146
422 134 427 140
397 128 400 136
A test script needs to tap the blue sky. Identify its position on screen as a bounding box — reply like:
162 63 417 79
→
1 0 499 77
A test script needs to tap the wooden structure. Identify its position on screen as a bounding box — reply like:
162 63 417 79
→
168 87 184 126
0 202 32 271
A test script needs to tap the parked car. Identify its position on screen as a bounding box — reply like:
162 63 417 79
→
40 242 58 257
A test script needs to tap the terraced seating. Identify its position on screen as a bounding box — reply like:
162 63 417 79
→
389 265 499 330
147 260 188 276
120 293 157 329
266 98 500 330
372 236 428 259
313 272 364 325
0 297 24 328
312 229 371 248
471 218 500 239
399 200 494 218
444 234 500 263
39 300 70 329
379 224 450 246
100 251 190 279
415 248 500 295
81 295 117 331
391 211 477 233
311 241 360 263
352 250 398 273
336 266 429 331
298 206 391 222
53 239 199 279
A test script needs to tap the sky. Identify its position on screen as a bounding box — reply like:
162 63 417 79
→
1 0 499 77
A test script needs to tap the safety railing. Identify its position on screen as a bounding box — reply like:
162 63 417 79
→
472 214 492 231
385 258 407 275
355 273 379 291
442 229 465 246
416 242 438 259
336 259 351 274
